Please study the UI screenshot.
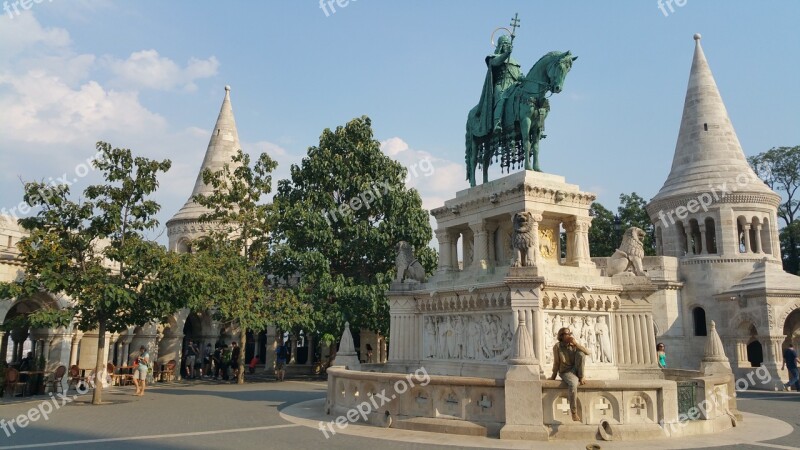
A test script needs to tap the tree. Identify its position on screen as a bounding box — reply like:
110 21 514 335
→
268 116 436 341
749 146 800 273
191 149 281 384
588 202 618 257
617 192 656 256
0 142 188 404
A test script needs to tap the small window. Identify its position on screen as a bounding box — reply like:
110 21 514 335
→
693 307 707 336
216 129 221 135
703 123 708 131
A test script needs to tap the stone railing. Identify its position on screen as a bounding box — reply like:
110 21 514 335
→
326 368 735 440
326 367 505 435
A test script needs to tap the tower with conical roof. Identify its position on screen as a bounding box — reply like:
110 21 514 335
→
647 34 780 261
646 35 800 382
167 85 242 252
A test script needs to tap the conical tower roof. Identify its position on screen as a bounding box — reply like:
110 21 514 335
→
168 85 242 224
651 34 775 203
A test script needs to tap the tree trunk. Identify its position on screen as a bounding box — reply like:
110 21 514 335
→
238 328 246 384
92 321 106 405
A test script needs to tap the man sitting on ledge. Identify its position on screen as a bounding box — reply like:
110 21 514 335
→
549 327 589 422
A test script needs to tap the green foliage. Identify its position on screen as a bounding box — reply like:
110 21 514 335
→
268 116 435 338
190 149 284 383
749 146 800 273
587 194 655 258
616 193 656 256
0 142 188 404
588 202 618 257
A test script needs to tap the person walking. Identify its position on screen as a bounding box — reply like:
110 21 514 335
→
782 343 800 391
230 342 240 382
549 327 589 422
133 346 150 396
185 340 198 379
275 341 288 382
203 343 213 378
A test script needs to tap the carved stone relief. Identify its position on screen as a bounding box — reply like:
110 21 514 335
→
423 313 512 361
543 313 614 366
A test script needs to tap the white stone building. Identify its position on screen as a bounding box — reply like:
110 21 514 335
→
645 35 800 386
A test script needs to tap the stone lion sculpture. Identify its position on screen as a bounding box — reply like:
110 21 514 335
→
511 212 537 267
606 226 647 276
395 241 426 283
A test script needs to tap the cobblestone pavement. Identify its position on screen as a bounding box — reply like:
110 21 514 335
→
0 377 797 450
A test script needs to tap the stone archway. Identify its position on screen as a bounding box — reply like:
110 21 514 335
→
783 308 800 350
0 293 64 367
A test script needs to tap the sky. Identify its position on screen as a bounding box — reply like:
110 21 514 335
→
1 0 798 246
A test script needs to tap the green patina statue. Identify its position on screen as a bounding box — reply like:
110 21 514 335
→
465 14 577 187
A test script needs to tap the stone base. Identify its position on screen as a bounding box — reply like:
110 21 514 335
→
548 423 667 440
392 417 487 437
499 424 549 440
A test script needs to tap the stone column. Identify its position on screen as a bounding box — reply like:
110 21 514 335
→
305 333 314 366
742 222 752 253
698 224 707 255
462 229 474 269
69 332 83 366
289 334 297 364
500 317 548 440
0 331 7 362
388 296 418 362
435 229 453 272
571 217 593 267
753 224 763 253
470 222 489 269
487 222 498 265
450 233 460 270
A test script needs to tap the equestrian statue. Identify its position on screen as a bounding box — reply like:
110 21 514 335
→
465 14 577 187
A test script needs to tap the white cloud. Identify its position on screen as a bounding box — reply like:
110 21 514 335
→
0 71 166 144
0 13 70 62
379 137 467 212
105 50 219 92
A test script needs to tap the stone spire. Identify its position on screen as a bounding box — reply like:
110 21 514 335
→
651 34 774 203
701 320 731 374
168 85 242 223
331 322 361 370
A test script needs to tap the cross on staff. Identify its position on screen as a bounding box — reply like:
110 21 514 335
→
509 13 521 41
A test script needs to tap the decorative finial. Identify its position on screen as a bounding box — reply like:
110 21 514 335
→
224 85 231 92
710 320 716 330
693 33 702 41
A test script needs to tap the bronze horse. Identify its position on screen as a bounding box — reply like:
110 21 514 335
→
466 51 577 187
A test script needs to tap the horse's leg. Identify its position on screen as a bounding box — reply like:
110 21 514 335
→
520 115 532 171
466 133 476 187
532 139 541 172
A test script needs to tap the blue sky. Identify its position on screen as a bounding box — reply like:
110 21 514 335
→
1 1 798 245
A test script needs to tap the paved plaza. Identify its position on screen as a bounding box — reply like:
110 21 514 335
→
0 379 797 450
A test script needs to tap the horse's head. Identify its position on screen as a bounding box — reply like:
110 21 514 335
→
547 51 578 94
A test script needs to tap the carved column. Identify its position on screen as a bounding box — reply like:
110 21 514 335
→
698 224 707 255
753 224 763 253
69 332 83 366
564 217 593 267
470 222 489 269
0 332 7 363
305 333 314 366
435 229 453 272
487 222 499 265
742 222 752 253
450 233 460 270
